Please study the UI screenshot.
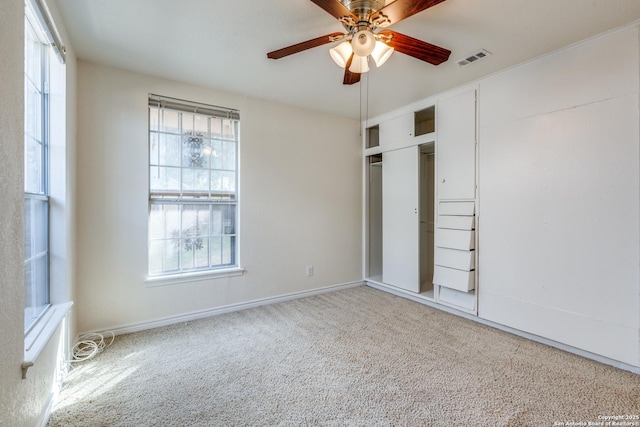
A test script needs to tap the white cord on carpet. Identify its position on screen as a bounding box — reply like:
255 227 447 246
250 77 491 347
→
71 332 115 362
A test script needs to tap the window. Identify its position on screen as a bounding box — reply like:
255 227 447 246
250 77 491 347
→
24 7 50 331
148 95 240 277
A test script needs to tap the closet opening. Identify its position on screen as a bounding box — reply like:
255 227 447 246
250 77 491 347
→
419 143 435 298
367 154 383 282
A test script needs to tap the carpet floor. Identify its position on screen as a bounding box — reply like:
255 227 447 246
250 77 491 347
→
48 286 640 426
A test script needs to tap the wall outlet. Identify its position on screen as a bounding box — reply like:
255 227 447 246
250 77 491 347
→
306 265 314 276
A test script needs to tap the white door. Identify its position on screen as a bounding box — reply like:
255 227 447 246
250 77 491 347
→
437 89 477 200
382 146 420 292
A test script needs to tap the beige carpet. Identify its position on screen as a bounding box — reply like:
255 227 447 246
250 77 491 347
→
49 286 640 426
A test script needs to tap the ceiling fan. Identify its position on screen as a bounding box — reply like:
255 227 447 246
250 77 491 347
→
267 0 451 85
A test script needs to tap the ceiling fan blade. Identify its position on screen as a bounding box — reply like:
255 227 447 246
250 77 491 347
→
371 0 446 26
379 30 450 65
343 54 361 85
267 32 345 59
309 0 358 21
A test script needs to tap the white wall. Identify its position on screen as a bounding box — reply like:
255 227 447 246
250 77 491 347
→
75 62 362 333
477 26 640 366
0 0 78 425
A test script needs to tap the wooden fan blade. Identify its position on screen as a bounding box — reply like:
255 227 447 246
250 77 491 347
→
309 0 357 21
267 32 345 59
371 0 446 26
379 30 450 65
343 53 361 85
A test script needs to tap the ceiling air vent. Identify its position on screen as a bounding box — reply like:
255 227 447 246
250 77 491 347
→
457 49 491 67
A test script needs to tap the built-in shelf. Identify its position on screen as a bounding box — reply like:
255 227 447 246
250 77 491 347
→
419 288 435 300
366 125 380 148
368 154 382 165
414 106 435 137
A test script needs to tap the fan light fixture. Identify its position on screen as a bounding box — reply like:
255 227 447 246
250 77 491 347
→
329 29 394 73
349 55 370 73
371 40 393 67
266 0 452 86
352 30 376 56
329 41 353 68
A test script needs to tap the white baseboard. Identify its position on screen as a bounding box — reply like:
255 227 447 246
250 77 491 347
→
36 392 54 427
86 281 364 337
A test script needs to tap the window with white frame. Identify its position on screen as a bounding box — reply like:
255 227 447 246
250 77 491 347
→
24 7 50 331
148 95 240 277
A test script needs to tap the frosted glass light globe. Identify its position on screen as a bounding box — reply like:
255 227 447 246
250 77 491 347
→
351 30 376 57
348 55 370 73
371 41 394 67
329 41 353 68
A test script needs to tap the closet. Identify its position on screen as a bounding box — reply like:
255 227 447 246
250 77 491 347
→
364 85 478 314
419 144 435 297
365 106 437 296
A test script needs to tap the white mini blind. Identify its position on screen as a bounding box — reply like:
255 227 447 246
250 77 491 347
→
27 0 66 63
149 94 240 121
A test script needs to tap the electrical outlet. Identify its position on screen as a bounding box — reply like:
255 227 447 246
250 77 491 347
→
306 265 314 276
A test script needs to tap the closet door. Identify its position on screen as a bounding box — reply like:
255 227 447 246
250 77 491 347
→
437 89 476 200
379 113 414 151
382 146 420 292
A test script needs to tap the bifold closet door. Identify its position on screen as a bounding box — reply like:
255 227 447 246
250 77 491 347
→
382 146 420 292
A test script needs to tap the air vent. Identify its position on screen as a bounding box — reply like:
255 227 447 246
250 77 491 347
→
457 49 492 67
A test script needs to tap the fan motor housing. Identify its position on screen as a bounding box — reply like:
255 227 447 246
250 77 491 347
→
343 0 386 19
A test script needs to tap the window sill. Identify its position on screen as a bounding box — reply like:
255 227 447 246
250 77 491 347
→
22 301 73 379
145 267 245 287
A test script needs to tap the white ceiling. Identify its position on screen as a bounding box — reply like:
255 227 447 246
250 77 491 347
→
55 0 640 120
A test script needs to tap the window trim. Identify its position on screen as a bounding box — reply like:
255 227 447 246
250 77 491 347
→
22 301 72 378
144 267 245 287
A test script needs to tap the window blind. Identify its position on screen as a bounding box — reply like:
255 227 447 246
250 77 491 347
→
27 0 66 64
149 94 240 121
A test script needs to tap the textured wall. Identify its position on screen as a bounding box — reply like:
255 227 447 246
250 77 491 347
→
0 0 78 424
0 0 29 424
